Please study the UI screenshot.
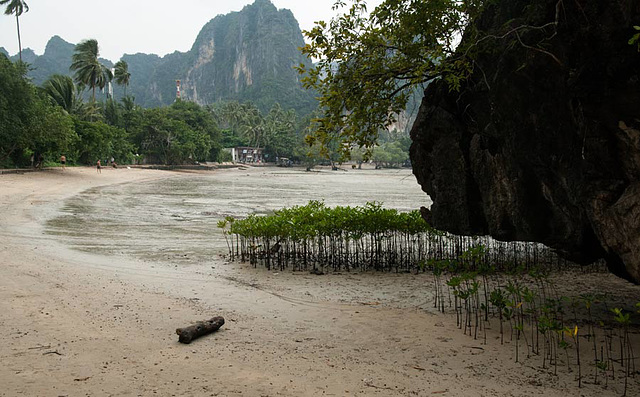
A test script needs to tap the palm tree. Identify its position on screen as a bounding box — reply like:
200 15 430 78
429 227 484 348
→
113 60 131 97
41 74 77 114
0 0 29 62
41 74 101 121
70 39 113 102
238 104 265 149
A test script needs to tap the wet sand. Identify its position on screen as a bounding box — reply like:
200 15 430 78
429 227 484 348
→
1 166 638 396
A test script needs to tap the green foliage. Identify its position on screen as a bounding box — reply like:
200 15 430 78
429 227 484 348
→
34 103 77 159
41 74 80 114
113 60 131 96
2 53 230 167
1 0 28 16
72 118 133 165
629 25 640 51
0 55 35 162
223 200 432 271
298 0 486 156
129 102 214 165
219 129 247 149
70 39 113 102
211 100 303 160
611 307 631 326
0 54 76 166
1 0 29 62
262 103 298 159
371 141 409 168
230 201 429 240
169 100 221 161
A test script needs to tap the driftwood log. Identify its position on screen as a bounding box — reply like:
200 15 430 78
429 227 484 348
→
176 316 225 344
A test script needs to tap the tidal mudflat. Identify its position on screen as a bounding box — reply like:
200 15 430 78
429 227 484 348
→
1 166 638 397
46 166 430 265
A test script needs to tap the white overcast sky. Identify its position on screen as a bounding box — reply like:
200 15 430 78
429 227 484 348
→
0 0 384 61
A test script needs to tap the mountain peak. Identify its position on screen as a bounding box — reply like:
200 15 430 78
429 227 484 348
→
44 36 74 55
22 2 316 114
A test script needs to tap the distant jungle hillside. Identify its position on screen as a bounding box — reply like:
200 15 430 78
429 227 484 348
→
2 0 317 115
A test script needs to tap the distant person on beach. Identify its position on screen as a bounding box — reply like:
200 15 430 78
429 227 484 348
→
97 159 102 174
35 154 44 169
60 155 66 170
30 154 34 168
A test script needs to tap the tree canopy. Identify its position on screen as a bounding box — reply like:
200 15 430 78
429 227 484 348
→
70 39 113 102
211 101 303 161
114 60 131 97
1 0 29 62
0 54 75 165
298 0 487 156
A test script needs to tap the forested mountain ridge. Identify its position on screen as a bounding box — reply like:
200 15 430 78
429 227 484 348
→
172 0 315 113
8 0 316 114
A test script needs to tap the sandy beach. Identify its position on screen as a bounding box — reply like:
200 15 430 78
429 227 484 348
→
1 166 638 397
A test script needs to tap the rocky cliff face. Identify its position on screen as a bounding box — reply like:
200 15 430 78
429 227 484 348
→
124 0 316 113
28 36 76 84
410 0 640 282
17 35 113 85
18 0 315 114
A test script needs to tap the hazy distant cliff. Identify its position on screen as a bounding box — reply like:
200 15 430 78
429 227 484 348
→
15 0 316 114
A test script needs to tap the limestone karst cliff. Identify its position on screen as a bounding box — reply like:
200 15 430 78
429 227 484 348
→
410 0 640 282
16 0 315 114
128 0 315 112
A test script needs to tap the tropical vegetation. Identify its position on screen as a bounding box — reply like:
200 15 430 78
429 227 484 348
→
113 60 131 97
1 0 29 62
222 199 640 395
297 0 487 156
70 39 113 102
0 55 75 166
0 37 325 168
426 249 639 396
211 100 306 162
218 200 568 273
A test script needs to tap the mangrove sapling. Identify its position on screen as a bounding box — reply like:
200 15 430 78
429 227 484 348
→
480 302 488 345
504 305 515 345
217 217 235 257
507 299 525 363
430 259 448 313
548 300 565 375
447 275 463 328
558 329 572 372
604 324 616 381
459 272 479 336
514 321 524 363
596 348 609 388
523 287 538 356
505 281 521 341
538 300 563 372
573 325 582 387
581 294 601 383
490 288 507 345
612 308 632 396
461 280 472 335
472 279 481 340
479 262 494 322
568 298 583 386
539 314 551 369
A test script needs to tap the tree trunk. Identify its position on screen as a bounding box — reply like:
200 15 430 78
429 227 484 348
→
16 14 22 62
176 317 225 344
